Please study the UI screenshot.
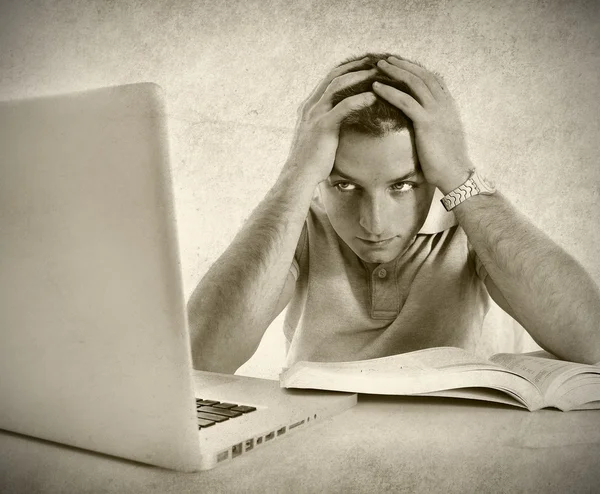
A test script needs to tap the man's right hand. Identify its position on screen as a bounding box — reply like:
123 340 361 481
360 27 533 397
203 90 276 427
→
284 58 378 185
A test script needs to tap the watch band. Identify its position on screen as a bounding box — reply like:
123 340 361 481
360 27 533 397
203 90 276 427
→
440 170 496 211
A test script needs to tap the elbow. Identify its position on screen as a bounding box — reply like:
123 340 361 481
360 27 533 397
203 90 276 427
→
192 355 241 375
186 300 236 373
563 320 600 365
579 333 600 365
554 293 600 365
580 305 600 365
552 331 600 366
188 324 252 375
574 351 600 366
189 332 245 375
190 341 243 374
186 296 261 374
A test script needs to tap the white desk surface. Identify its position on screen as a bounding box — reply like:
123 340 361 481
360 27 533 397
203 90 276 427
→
1 395 599 493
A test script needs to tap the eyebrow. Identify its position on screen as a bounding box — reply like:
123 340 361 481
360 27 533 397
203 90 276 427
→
329 167 421 184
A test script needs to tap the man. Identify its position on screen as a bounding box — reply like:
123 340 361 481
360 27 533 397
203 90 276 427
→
187 53 600 373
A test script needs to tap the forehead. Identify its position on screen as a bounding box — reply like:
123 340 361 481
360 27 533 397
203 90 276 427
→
333 129 418 181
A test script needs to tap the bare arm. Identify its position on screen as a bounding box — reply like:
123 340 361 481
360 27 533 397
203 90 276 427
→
453 191 600 364
187 60 378 373
187 169 314 373
374 56 600 364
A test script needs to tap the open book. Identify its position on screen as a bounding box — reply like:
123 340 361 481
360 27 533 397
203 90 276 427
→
279 347 600 411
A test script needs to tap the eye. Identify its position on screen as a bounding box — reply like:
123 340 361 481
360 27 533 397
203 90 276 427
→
390 182 415 193
334 181 357 191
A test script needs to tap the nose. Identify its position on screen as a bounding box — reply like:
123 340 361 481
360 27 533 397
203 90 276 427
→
358 193 388 236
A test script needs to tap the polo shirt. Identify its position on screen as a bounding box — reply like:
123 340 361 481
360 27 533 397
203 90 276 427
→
284 189 491 365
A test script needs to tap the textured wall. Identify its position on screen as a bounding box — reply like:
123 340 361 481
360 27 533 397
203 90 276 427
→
2 0 599 377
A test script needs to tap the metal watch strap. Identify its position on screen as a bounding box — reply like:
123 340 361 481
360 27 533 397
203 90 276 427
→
440 171 480 211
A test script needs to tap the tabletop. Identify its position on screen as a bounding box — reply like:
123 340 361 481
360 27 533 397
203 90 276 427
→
1 395 599 493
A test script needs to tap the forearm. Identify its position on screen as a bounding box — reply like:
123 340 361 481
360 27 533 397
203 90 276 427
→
453 190 600 364
187 164 318 373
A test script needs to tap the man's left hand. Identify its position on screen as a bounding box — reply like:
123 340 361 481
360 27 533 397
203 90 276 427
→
373 56 472 194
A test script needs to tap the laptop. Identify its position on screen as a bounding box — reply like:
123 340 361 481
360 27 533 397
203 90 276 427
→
0 83 356 472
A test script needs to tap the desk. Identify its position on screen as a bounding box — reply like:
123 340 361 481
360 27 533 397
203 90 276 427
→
1 396 599 493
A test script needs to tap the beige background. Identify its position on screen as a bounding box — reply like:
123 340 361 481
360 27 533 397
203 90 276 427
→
1 0 598 378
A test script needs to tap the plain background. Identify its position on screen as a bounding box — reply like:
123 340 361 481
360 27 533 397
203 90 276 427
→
1 0 598 378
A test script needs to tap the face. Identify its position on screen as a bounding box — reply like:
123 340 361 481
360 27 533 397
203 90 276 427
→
319 129 435 265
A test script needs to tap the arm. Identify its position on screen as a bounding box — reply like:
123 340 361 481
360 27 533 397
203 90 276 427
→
452 190 600 365
187 169 312 373
374 56 600 364
187 60 378 373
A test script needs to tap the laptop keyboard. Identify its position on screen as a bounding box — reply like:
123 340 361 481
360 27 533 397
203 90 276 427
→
196 399 257 429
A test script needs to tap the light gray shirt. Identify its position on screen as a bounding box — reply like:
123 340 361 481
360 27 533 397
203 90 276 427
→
285 191 490 365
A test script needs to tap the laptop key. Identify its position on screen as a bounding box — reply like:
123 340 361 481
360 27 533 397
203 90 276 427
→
212 402 238 409
197 419 216 428
230 405 256 413
198 406 243 418
197 412 229 423
196 399 219 406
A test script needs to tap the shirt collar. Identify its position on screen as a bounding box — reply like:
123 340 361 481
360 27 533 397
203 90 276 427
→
418 188 458 234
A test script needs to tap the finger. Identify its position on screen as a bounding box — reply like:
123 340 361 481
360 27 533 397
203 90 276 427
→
324 92 377 127
304 57 371 108
386 56 447 100
371 82 427 122
376 59 435 107
314 68 378 112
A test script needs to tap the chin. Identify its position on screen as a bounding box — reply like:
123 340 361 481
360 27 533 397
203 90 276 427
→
354 247 401 265
359 254 395 265
348 235 414 265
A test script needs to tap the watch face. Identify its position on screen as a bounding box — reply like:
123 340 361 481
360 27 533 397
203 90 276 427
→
475 172 496 194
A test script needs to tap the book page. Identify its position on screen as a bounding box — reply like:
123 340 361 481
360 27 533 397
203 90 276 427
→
282 347 502 374
489 353 593 397
280 347 543 409
408 347 503 371
555 378 600 411
418 388 528 409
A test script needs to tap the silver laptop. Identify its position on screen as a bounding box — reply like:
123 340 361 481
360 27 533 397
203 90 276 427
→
0 83 356 471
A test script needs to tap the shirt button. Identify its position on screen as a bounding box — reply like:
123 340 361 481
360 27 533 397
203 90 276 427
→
377 268 387 279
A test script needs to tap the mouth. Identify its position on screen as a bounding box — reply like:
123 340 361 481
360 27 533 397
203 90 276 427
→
357 237 397 247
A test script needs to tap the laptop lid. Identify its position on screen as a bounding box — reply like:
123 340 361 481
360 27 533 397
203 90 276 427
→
0 84 203 471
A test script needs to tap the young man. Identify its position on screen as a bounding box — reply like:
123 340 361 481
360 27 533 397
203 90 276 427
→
187 53 600 373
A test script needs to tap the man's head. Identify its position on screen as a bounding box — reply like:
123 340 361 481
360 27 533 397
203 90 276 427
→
319 53 440 266
332 52 423 136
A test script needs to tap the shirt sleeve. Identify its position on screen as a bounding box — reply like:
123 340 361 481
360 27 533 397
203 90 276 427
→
290 222 308 281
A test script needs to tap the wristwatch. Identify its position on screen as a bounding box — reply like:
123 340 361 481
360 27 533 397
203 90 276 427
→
440 170 496 211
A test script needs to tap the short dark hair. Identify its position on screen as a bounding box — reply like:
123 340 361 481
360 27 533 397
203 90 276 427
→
332 52 436 137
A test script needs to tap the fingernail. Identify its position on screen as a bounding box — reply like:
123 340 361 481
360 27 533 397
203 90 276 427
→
378 60 388 66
